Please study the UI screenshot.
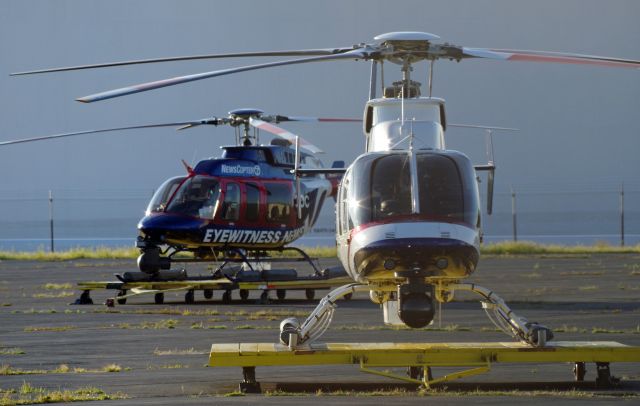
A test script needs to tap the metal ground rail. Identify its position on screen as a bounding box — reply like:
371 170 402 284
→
209 341 640 392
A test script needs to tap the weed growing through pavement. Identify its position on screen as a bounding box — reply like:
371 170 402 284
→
1 381 127 404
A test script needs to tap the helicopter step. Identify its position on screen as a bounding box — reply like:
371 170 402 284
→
209 341 640 393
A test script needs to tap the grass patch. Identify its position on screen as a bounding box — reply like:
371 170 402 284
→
521 272 542 279
2 364 125 376
0 245 338 261
481 241 640 255
1 382 126 404
4 242 639 262
153 347 207 356
15 309 57 314
0 246 139 261
23 325 76 332
32 291 74 299
0 348 25 356
591 327 625 334
148 364 190 370
93 307 220 316
42 283 72 290
559 271 605 276
117 319 178 329
223 391 246 397
578 285 598 291
554 325 588 334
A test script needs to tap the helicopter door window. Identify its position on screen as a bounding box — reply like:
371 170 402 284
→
245 182 260 222
339 172 352 234
265 183 292 224
221 182 240 221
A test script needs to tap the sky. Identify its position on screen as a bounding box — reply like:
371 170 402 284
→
0 0 639 214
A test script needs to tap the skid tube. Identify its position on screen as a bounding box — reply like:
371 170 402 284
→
74 247 350 306
278 281 552 349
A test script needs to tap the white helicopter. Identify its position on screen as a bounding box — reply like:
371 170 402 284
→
13 32 639 347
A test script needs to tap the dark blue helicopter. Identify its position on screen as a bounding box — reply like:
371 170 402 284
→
0 108 356 275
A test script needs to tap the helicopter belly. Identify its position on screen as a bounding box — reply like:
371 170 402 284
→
345 222 480 283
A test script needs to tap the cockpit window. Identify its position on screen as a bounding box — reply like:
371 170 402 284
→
146 176 186 214
370 154 412 220
346 151 479 228
417 154 465 222
166 175 220 219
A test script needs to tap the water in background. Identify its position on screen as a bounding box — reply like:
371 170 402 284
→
0 187 638 251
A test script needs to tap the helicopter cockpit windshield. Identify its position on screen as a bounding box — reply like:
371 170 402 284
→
165 175 221 219
346 151 480 229
146 176 187 215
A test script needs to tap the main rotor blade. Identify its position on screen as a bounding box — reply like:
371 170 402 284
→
277 116 362 123
77 49 369 103
0 120 218 147
249 117 322 154
10 48 354 76
448 124 519 131
463 47 640 68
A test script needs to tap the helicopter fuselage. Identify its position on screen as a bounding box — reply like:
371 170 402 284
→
137 145 333 253
336 149 481 284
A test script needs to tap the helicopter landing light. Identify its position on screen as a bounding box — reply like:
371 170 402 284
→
436 258 449 270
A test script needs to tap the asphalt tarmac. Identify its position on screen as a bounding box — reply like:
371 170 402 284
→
1 253 639 405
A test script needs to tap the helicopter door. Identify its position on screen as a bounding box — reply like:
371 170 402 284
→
219 182 241 223
265 181 293 226
244 182 261 223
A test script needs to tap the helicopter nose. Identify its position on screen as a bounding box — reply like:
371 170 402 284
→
138 213 206 238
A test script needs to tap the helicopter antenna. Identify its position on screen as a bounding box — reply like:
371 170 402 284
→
428 59 435 97
294 136 302 219
485 129 496 165
379 60 385 96
369 61 377 99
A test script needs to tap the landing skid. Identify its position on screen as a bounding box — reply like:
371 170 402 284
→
279 282 553 349
73 247 351 306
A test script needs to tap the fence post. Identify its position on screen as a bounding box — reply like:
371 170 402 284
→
511 186 517 242
48 190 55 253
620 184 625 247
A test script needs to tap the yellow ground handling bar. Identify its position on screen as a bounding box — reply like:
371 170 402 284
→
209 341 640 391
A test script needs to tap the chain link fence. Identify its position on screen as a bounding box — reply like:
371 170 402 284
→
0 186 638 251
